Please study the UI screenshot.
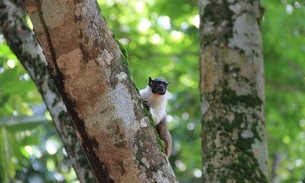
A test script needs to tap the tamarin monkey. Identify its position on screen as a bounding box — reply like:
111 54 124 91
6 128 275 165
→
140 77 172 157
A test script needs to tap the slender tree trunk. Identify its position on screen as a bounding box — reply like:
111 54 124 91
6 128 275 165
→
199 1 269 182
0 0 95 182
23 0 176 182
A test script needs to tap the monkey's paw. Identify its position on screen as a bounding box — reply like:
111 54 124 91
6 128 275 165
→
143 100 150 110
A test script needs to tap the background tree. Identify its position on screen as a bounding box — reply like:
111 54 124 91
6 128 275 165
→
0 0 304 183
199 0 268 182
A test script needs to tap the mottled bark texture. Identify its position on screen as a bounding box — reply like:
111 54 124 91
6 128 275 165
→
23 0 176 182
0 0 95 182
199 0 269 182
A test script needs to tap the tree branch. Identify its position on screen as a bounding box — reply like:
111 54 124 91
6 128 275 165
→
0 0 96 182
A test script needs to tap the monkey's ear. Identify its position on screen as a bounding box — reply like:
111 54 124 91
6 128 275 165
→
167 81 170 85
148 77 153 87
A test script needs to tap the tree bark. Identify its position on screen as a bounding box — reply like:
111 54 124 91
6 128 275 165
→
199 1 269 182
23 0 176 182
0 0 95 182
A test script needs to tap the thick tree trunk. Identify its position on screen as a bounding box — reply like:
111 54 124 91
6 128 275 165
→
23 0 176 182
0 0 95 182
199 1 269 182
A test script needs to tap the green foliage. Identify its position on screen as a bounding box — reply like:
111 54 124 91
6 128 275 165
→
96 1 201 180
0 0 304 182
0 39 77 182
262 0 305 182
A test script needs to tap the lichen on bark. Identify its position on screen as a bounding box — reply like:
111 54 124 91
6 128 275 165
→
199 0 269 182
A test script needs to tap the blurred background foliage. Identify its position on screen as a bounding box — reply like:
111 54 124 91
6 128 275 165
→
0 0 304 182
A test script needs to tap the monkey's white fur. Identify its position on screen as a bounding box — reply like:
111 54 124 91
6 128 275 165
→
140 85 168 126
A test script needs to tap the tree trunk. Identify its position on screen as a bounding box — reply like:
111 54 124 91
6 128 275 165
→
199 1 269 182
0 0 95 182
23 0 176 182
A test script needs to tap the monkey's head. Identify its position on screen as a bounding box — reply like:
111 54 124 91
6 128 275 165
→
148 77 170 95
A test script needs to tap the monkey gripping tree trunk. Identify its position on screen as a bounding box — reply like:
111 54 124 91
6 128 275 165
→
199 1 269 182
23 0 176 182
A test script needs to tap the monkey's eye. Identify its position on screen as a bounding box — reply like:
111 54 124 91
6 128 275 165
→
156 81 167 86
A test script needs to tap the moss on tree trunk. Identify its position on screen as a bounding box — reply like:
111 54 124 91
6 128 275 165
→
199 1 269 182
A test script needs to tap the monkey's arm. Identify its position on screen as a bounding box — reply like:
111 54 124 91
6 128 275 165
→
139 86 150 101
156 118 172 157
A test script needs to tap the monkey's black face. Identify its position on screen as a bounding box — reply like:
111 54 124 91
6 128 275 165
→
148 77 170 95
151 81 168 95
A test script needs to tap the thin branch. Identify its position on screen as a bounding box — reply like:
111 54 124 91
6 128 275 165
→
0 0 96 182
